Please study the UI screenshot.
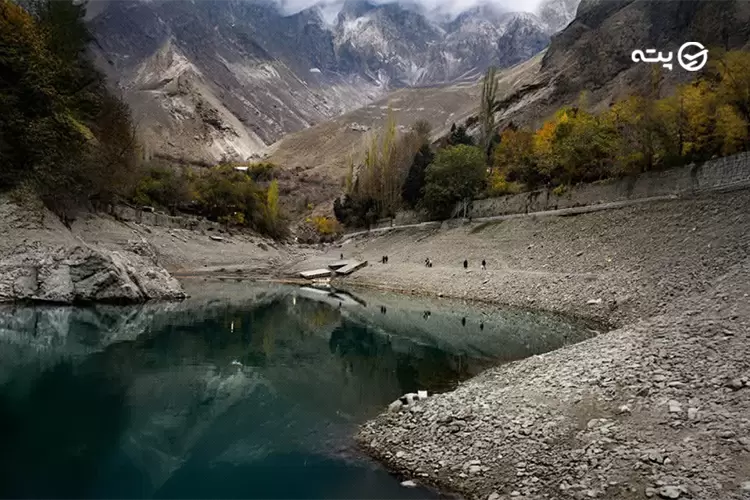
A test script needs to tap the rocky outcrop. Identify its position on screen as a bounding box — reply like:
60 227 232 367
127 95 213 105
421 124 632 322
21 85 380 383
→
0 194 185 304
0 244 186 304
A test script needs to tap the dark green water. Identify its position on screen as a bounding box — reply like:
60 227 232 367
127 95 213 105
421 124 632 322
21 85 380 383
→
0 282 594 499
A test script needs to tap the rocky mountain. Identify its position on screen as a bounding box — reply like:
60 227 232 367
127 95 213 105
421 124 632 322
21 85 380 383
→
495 0 750 129
88 0 574 163
332 1 550 85
266 0 750 216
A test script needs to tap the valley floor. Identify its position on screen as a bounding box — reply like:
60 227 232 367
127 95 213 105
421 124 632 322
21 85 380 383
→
295 189 750 500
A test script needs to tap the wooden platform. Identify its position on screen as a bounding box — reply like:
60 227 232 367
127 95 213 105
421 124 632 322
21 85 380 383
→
327 260 352 270
299 268 333 279
335 260 368 276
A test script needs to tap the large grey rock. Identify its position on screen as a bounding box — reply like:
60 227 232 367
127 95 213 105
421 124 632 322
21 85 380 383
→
0 244 185 304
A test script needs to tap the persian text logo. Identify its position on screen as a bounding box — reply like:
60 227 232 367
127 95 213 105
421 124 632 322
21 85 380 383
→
631 42 708 72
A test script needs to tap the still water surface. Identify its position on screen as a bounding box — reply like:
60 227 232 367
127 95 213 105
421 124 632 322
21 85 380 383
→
0 282 594 499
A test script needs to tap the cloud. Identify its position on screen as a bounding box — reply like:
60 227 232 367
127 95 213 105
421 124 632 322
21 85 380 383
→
276 0 545 20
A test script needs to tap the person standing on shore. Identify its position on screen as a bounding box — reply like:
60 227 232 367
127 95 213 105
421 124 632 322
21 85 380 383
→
463 259 468 269
481 259 486 271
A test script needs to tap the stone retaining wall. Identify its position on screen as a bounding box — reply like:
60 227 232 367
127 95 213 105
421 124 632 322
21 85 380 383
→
110 205 223 232
466 152 750 218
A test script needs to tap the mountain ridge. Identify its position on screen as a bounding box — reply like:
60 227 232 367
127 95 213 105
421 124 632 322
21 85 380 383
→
89 0 576 163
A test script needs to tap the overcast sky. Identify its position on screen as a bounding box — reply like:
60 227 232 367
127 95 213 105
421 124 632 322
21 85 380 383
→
276 0 545 19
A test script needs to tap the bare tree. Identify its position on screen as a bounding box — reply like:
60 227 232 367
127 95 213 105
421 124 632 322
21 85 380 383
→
479 66 499 166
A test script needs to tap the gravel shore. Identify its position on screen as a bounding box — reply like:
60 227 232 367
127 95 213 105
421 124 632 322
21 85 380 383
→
302 190 750 500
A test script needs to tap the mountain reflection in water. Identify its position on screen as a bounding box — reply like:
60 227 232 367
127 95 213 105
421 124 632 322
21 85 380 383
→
0 282 593 499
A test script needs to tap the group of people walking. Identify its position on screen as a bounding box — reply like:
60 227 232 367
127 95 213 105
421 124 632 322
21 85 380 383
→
339 252 486 269
463 259 487 270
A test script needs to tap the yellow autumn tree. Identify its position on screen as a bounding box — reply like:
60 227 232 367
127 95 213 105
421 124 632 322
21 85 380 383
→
493 128 539 186
713 50 750 124
715 104 748 155
679 81 719 157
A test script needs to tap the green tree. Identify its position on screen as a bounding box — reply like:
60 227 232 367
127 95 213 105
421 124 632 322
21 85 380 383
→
132 166 191 212
446 123 474 147
192 166 261 222
401 143 434 207
422 145 486 219
0 0 138 216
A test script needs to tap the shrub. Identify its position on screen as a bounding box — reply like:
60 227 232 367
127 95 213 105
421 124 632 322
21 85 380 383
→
486 171 522 196
247 162 276 182
132 166 191 211
312 216 339 235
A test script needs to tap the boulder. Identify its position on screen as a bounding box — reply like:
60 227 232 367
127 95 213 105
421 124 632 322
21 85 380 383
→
0 244 185 304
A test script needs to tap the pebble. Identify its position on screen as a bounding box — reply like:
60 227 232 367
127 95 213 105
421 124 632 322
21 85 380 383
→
726 378 744 390
400 480 417 488
658 485 682 498
668 400 682 413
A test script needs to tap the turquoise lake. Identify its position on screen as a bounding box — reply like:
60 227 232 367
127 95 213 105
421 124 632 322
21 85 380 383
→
0 282 594 499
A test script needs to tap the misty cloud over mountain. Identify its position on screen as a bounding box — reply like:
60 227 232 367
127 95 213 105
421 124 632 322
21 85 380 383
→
274 0 546 20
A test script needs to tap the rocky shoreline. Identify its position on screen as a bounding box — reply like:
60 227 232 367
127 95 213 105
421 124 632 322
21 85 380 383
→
0 195 292 304
306 190 750 500
3 187 749 499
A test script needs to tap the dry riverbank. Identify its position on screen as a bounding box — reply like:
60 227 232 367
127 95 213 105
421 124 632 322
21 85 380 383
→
294 189 750 500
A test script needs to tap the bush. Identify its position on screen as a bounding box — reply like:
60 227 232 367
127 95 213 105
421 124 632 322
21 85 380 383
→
552 184 568 197
486 171 522 196
132 166 191 211
311 216 340 236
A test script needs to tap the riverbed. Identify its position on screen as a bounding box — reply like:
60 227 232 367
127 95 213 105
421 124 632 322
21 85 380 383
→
0 281 594 499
